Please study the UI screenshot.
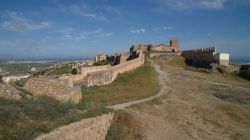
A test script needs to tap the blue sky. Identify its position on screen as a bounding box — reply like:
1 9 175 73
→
0 0 250 60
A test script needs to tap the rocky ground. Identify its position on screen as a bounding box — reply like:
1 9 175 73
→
0 83 22 100
125 55 250 140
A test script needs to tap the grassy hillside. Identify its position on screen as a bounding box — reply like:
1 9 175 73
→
0 63 54 75
0 63 159 140
0 96 86 140
33 66 72 76
81 64 159 106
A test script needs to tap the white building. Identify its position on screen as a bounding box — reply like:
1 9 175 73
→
215 53 230 66
31 67 36 72
2 74 30 83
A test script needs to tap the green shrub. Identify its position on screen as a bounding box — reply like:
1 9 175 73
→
71 68 78 75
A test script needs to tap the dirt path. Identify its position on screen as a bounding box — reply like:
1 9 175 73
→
108 61 169 110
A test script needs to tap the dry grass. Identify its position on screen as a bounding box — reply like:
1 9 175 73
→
127 55 250 139
152 54 186 69
106 111 144 140
0 96 86 140
153 55 250 88
81 64 159 105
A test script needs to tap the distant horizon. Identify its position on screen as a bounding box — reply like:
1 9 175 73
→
1 56 250 64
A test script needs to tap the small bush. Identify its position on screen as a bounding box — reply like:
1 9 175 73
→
71 68 78 75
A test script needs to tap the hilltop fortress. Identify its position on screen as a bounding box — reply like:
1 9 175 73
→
182 47 230 67
24 47 145 103
22 39 249 103
130 40 181 54
23 40 182 103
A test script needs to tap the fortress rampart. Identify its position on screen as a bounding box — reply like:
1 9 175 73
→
84 52 144 87
24 50 144 102
24 78 82 103
81 65 111 77
182 47 217 67
130 40 181 53
35 113 114 140
23 40 182 103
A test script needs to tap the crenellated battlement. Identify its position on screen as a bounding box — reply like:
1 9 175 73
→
182 47 217 67
193 47 216 53
130 40 182 53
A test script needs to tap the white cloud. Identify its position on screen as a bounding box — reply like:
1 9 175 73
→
88 29 103 35
70 4 107 21
98 32 114 37
58 27 73 39
1 11 51 32
131 28 146 34
154 26 173 32
162 26 173 30
57 27 113 42
156 0 227 11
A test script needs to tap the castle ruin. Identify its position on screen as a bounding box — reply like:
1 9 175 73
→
182 47 230 67
130 40 182 54
24 49 145 102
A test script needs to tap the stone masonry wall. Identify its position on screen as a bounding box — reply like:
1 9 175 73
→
130 40 181 53
35 113 114 140
182 47 216 67
83 52 144 87
86 70 113 87
81 65 111 77
24 78 82 103
110 55 144 80
56 51 144 87
59 75 85 83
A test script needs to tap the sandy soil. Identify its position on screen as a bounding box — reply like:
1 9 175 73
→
126 56 250 140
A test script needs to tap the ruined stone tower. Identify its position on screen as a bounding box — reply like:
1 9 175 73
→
170 40 179 49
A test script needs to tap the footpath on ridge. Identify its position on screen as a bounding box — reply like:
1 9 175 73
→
108 61 169 110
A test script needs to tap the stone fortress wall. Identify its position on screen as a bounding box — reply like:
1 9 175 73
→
181 47 217 67
24 40 178 102
181 47 248 74
82 51 144 87
59 65 111 82
239 65 250 79
130 40 182 54
35 113 114 140
24 50 144 102
59 50 144 87
24 78 82 103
